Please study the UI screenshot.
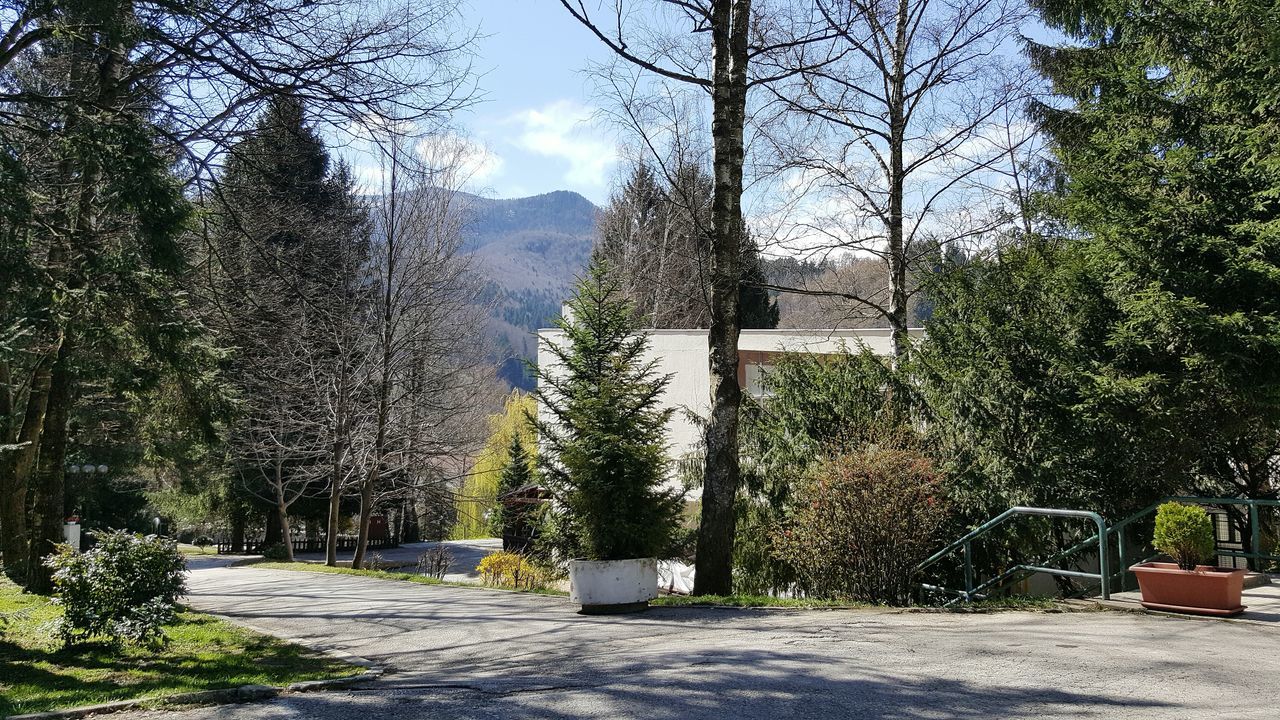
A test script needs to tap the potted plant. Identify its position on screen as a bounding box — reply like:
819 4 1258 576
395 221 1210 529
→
1130 501 1247 616
531 259 684 614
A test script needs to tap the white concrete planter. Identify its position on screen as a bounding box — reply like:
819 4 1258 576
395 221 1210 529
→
568 558 658 614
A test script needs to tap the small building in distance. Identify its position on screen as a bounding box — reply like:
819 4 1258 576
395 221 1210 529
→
535 327 922 470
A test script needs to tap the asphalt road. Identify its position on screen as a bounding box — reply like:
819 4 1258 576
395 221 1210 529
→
291 538 503 584
122 559 1278 719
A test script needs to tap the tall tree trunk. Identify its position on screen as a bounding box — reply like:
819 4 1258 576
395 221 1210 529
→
352 474 375 569
22 0 130 592
325 420 348 566
0 351 55 580
886 0 910 361
25 342 73 594
274 457 294 561
264 508 282 545
693 0 750 597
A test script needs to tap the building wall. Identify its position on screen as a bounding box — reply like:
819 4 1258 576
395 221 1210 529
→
536 328 920 469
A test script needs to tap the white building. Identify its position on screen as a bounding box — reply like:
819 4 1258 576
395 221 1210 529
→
536 327 921 464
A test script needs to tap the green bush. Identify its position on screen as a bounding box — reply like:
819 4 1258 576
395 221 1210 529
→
1153 502 1216 570
735 349 919 595
45 530 187 648
261 543 290 561
773 447 950 605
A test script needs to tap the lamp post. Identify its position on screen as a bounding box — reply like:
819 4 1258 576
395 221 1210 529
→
63 462 108 551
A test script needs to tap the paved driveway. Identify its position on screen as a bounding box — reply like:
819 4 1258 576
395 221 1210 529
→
291 538 502 583
127 560 1279 719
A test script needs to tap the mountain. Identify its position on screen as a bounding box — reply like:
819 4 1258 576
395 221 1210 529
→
460 190 598 388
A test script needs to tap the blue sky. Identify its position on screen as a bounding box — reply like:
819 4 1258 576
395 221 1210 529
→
452 2 620 205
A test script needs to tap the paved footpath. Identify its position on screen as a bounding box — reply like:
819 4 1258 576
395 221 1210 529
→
123 558 1279 719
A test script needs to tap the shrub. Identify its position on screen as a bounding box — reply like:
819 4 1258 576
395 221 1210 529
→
416 547 453 579
261 543 289 561
44 530 187 648
773 447 950 605
735 350 919 596
1153 502 1216 570
476 551 550 590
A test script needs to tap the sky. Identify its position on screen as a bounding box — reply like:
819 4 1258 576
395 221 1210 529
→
338 2 1057 230
448 2 621 205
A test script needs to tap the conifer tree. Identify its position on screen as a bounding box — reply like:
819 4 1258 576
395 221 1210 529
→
491 433 534 537
1027 1 1280 504
532 258 684 561
597 162 778 330
206 95 369 561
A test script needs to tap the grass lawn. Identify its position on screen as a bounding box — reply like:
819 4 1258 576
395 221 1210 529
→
0 578 360 717
177 543 218 556
651 594 1062 609
250 561 569 597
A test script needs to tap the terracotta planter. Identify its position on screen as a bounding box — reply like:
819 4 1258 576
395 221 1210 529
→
1130 562 1247 617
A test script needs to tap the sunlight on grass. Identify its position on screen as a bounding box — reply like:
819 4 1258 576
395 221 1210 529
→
249 561 569 597
0 577 358 716
177 543 217 556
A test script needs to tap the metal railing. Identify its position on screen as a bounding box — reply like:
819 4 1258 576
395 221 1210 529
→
216 536 398 555
919 496 1278 604
1108 496 1280 591
917 507 1110 603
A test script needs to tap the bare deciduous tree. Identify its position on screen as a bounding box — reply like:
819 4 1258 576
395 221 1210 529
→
760 0 1036 358
348 134 489 569
559 0 756 594
559 0 838 593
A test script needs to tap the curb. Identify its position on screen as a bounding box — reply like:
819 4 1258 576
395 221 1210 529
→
1080 598 1280 627
4 667 384 720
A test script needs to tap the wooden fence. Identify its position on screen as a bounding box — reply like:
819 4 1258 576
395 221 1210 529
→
216 536 398 555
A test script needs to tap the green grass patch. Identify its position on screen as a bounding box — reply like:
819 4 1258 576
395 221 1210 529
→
958 595 1062 610
177 543 217 556
0 578 359 717
652 593 1063 610
651 594 871 609
249 561 568 597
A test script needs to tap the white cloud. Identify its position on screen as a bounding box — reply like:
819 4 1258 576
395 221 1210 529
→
416 134 505 187
351 163 386 194
507 100 618 191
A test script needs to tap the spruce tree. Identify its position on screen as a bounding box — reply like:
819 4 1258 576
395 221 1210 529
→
739 236 779 330
532 258 684 561
1024 2 1280 502
208 94 369 557
491 433 534 536
597 162 779 329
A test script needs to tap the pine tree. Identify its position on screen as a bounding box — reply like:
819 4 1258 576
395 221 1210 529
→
206 94 369 561
1027 1 1280 505
532 258 684 561
739 236 779 330
597 162 779 329
491 433 534 537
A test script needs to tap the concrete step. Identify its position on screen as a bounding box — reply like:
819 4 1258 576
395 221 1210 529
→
1243 572 1273 590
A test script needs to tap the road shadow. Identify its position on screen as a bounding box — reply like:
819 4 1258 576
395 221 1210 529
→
205 646 1173 720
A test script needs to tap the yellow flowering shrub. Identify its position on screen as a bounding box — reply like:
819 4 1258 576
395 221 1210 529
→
475 551 548 590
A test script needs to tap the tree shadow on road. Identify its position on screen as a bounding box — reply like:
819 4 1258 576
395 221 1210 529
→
249 645 1172 720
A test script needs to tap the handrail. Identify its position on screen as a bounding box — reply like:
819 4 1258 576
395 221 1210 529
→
916 507 1110 601
1109 496 1280 587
